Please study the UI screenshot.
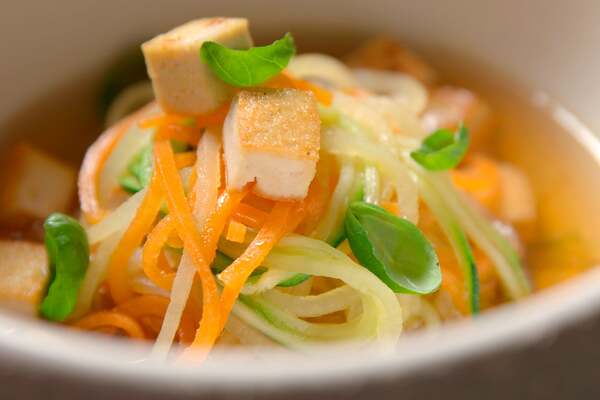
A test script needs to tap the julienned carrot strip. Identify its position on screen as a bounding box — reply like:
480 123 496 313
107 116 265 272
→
243 193 275 212
266 73 333 106
142 215 176 290
115 295 197 343
106 171 164 304
451 154 501 212
226 220 247 243
154 124 201 146
200 190 249 253
232 203 269 229
290 78 333 106
73 311 146 339
153 141 223 359
79 104 154 224
172 187 249 357
166 229 184 249
380 201 400 216
218 202 294 329
115 295 168 318
294 180 328 234
218 186 315 327
140 114 191 129
174 152 197 169
194 102 231 127
141 102 230 130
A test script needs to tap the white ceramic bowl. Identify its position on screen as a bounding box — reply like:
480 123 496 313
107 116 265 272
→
1 1 600 398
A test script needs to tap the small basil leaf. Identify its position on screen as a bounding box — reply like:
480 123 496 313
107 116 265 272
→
411 123 470 171
119 175 143 194
200 33 296 87
345 202 441 294
120 140 187 194
40 213 90 322
128 144 153 186
119 144 152 193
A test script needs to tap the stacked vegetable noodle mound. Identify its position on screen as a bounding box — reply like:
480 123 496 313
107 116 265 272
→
34 18 537 362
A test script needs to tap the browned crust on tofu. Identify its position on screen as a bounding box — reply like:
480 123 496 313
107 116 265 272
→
234 89 320 160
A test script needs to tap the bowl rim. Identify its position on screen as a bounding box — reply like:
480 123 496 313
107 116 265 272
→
0 98 598 394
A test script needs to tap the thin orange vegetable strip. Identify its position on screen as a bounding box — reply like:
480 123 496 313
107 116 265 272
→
115 295 169 318
155 190 245 355
226 220 247 243
154 124 201 146
153 141 222 358
141 102 230 130
381 201 400 216
142 215 176 290
451 154 501 212
106 171 163 304
154 131 246 357
290 78 333 106
194 102 231 128
140 114 191 129
199 190 249 254
266 73 333 106
115 295 197 343
295 180 328 234
79 105 152 224
166 230 184 249
232 203 268 229
73 311 146 339
174 152 197 169
217 202 294 330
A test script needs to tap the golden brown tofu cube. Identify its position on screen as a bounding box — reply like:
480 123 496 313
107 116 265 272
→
0 143 76 223
0 240 49 315
142 18 253 114
224 89 321 199
345 37 438 86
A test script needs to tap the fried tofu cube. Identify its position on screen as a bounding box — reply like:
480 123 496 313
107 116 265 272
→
142 18 253 114
345 37 438 86
223 89 321 199
0 240 49 316
0 144 76 222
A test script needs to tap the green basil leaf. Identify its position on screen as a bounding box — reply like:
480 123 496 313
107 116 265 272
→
120 140 187 194
40 213 90 322
411 123 470 171
128 144 153 186
119 174 143 194
119 144 152 193
345 202 441 294
200 33 296 87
